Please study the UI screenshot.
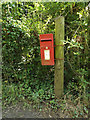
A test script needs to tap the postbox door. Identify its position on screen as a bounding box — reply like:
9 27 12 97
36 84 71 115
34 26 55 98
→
40 47 54 65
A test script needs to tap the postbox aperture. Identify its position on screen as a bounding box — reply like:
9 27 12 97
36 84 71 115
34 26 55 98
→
39 34 54 65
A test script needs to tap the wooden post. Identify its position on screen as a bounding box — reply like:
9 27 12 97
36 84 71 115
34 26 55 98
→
54 16 64 98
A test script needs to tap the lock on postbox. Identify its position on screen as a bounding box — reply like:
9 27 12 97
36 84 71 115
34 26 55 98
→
39 34 54 65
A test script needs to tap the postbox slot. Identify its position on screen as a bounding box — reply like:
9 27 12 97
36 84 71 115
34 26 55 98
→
41 39 52 42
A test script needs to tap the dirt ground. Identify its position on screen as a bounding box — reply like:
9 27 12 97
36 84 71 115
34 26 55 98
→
2 102 68 118
2 102 89 118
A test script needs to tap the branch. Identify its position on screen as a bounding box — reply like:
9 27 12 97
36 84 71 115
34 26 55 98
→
72 25 81 39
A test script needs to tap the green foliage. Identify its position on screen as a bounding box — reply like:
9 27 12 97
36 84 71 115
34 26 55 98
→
2 2 89 118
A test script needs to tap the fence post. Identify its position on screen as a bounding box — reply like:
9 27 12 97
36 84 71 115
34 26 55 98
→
54 16 64 98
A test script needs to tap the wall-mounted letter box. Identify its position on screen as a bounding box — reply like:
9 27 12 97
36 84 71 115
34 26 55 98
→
39 34 54 65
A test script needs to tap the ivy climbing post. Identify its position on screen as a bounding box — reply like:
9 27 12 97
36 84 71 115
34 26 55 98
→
54 16 64 98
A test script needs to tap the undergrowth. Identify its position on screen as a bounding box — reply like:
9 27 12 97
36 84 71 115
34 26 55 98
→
2 77 89 118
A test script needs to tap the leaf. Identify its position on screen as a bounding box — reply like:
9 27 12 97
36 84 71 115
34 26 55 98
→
84 106 88 114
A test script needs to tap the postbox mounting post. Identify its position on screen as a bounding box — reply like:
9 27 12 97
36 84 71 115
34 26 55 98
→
54 16 64 98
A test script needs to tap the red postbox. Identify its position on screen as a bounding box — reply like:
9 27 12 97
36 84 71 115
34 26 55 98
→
39 33 54 65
